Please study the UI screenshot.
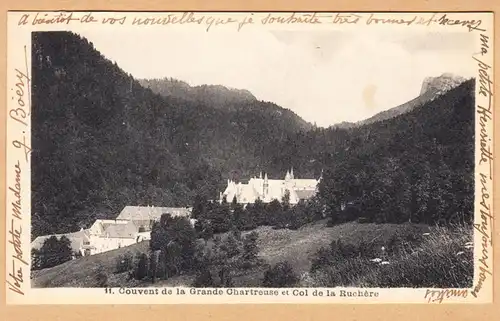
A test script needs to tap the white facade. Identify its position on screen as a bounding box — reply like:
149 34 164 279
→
81 220 141 256
220 168 320 205
82 236 136 256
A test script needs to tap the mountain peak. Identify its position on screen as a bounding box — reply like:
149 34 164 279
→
332 73 469 129
420 73 467 96
139 78 257 106
194 84 257 102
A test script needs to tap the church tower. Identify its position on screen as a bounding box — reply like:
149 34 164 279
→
290 167 294 179
263 173 269 198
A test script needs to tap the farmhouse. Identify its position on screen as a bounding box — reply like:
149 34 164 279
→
82 219 143 256
31 205 193 258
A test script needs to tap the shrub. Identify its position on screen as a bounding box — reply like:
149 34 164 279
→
308 225 473 288
200 222 214 244
310 238 377 274
262 261 299 287
310 258 370 287
332 239 358 259
310 246 336 273
115 251 134 273
95 265 109 287
357 217 370 224
192 267 216 287
357 239 377 258
364 225 473 288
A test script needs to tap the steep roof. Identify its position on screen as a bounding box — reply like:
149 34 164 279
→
128 219 151 230
116 206 192 221
237 184 259 204
89 219 129 235
103 221 137 239
292 179 318 189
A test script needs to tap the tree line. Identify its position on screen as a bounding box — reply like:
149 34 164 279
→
192 193 325 235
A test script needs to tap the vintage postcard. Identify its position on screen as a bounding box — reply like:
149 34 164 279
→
5 11 494 304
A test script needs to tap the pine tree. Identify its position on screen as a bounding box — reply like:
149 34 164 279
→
242 231 259 262
135 253 149 280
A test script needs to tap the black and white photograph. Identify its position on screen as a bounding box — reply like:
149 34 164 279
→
5 11 494 304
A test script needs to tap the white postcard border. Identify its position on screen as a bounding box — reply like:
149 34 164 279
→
5 11 495 304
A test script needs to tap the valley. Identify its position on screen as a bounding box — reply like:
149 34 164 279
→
30 31 475 289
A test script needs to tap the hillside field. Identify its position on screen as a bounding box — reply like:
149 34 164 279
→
32 221 433 288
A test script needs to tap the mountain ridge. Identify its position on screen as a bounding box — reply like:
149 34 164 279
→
332 73 468 129
139 78 257 104
139 77 311 130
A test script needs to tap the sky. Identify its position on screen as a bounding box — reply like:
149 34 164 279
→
76 27 476 127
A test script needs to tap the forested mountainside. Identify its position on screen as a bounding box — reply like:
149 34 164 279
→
31 31 474 238
138 78 311 132
31 32 310 238
276 80 475 225
138 77 313 132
